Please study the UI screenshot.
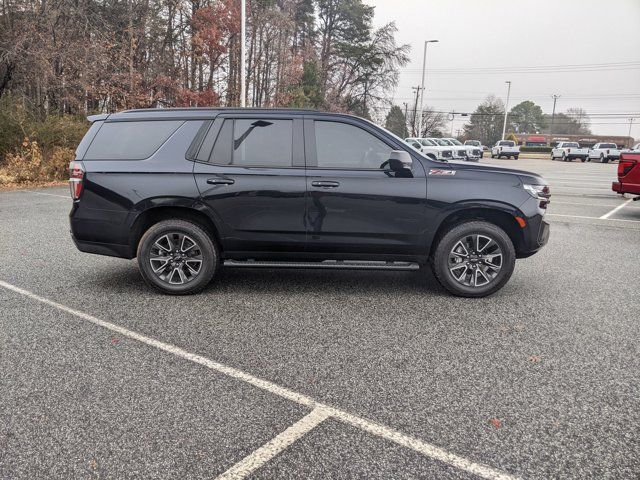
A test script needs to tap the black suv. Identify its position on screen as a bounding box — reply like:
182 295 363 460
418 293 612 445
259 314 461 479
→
69 108 550 297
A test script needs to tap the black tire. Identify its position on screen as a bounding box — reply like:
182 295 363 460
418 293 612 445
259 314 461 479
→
562 153 567 162
551 153 555 160
431 221 516 298
137 219 219 295
514 155 519 160
580 157 586 163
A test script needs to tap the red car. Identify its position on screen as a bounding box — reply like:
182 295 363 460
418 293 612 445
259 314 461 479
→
612 153 640 199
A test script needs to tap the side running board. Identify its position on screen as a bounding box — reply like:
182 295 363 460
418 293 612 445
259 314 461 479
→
223 260 420 271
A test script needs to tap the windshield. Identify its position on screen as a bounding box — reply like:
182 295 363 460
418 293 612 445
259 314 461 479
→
449 139 463 145
430 138 451 146
465 141 480 146
420 139 436 146
600 143 616 148
563 142 579 148
498 141 515 147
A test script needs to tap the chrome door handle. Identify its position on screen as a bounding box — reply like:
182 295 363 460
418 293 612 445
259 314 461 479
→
311 180 340 188
207 178 235 185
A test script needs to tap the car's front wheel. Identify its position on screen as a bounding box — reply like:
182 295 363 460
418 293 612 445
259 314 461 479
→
137 219 219 295
431 221 516 297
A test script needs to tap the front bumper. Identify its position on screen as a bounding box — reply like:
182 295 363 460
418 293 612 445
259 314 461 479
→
517 216 550 258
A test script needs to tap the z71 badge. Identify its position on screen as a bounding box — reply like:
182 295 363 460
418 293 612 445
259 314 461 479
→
429 169 456 176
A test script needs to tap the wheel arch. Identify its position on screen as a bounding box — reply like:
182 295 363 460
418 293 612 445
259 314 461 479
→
429 207 525 259
129 206 223 257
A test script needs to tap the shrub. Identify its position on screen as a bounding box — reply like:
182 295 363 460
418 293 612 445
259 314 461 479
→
0 139 74 185
520 146 552 153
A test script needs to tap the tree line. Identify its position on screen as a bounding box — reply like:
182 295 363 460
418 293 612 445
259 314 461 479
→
0 0 408 116
383 97 592 146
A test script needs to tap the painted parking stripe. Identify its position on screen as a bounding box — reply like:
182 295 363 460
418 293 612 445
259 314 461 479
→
599 198 634 219
547 213 639 223
18 189 69 199
0 279 518 480
217 408 331 480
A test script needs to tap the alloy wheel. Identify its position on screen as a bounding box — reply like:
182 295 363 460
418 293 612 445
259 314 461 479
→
448 234 503 287
148 232 203 285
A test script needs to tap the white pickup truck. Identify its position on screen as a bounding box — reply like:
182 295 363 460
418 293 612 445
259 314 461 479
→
444 138 482 161
551 142 589 162
587 143 620 163
491 140 520 159
404 138 453 160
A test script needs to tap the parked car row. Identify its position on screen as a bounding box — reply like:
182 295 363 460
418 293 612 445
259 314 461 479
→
404 137 482 161
551 142 631 163
405 136 638 164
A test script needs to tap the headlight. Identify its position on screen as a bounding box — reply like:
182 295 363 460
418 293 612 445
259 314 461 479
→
523 184 550 208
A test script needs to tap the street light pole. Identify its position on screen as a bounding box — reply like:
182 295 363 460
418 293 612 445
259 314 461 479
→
417 39 438 137
501 80 511 140
628 118 635 147
240 0 246 107
549 94 560 146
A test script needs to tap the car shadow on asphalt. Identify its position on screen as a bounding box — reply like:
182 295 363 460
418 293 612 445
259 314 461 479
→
85 262 449 298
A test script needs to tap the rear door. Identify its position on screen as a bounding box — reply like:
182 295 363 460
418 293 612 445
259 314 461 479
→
303 116 427 258
192 114 307 254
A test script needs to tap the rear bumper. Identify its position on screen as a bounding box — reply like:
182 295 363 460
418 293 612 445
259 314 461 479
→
72 234 134 259
566 154 588 160
613 181 640 195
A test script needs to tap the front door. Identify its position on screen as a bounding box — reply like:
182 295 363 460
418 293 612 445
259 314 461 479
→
193 115 307 254
304 117 427 258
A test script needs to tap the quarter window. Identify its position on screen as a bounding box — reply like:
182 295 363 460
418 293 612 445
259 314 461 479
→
314 121 392 169
84 120 183 160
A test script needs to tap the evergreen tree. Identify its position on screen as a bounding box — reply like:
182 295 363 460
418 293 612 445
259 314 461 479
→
384 105 406 137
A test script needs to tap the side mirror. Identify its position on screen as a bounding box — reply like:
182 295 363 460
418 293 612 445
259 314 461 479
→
388 150 413 171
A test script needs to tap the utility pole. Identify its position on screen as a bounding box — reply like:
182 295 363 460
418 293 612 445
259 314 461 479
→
549 94 560 146
449 111 455 137
240 0 246 107
501 80 511 140
628 118 635 147
411 86 421 136
417 39 438 137
403 102 409 137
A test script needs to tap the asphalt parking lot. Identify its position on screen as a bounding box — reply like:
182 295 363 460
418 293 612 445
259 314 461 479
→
1 158 639 479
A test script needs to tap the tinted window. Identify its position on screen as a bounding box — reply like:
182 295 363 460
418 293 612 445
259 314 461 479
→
75 121 103 159
315 121 392 169
498 141 515 147
84 120 183 160
563 142 579 148
600 143 616 148
231 119 293 167
209 119 234 164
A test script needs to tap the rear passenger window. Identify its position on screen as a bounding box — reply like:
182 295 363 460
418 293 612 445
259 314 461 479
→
314 121 391 169
198 118 293 167
84 121 183 160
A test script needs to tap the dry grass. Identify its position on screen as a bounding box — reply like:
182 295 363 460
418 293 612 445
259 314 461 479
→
0 138 74 188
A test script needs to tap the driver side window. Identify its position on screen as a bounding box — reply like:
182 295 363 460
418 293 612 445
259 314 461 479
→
314 121 392 169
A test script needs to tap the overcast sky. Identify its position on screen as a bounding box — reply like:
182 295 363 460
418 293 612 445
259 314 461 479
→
366 0 640 139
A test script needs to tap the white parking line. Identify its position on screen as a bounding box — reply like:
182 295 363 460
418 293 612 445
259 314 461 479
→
0 279 518 480
599 199 634 219
217 408 331 480
18 189 69 199
547 213 639 223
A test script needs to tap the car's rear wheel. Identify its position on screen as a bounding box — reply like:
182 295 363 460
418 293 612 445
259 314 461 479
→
600 154 608 163
137 219 219 295
431 221 516 297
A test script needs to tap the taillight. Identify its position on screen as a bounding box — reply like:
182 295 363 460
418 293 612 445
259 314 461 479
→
618 160 636 178
69 161 84 200
567 148 571 153
607 149 610 155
